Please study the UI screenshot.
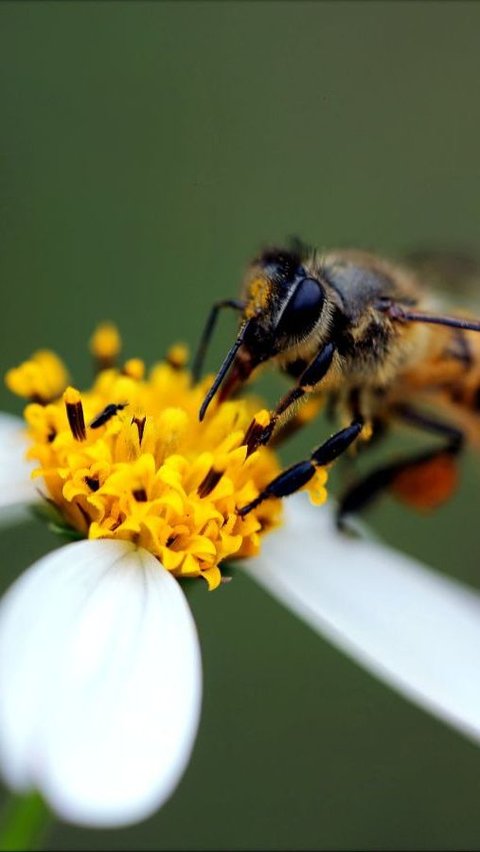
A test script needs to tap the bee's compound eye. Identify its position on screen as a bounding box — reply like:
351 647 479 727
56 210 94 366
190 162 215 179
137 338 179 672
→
277 277 325 339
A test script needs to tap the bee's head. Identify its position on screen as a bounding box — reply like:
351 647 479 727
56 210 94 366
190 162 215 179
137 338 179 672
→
242 247 327 359
199 247 327 421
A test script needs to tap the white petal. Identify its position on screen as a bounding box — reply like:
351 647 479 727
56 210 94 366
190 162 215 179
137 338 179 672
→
0 539 202 827
247 495 480 744
0 413 38 521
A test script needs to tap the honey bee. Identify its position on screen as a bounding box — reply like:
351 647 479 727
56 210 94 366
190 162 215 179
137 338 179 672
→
193 244 480 522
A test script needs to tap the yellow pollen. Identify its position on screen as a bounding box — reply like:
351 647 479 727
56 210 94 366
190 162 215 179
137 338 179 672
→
63 386 82 406
245 275 271 318
251 408 271 429
305 467 328 507
9 331 291 590
360 420 374 442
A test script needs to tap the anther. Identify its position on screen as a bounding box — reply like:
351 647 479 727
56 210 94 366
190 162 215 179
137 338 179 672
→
84 476 100 492
63 387 87 441
132 415 146 444
197 466 223 498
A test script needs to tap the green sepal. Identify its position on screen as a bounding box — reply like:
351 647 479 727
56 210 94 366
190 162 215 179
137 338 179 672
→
0 791 51 852
30 502 85 542
47 522 85 542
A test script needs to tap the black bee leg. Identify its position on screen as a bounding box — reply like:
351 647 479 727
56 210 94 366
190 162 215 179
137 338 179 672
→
192 298 245 382
337 407 464 527
393 404 464 450
238 419 363 516
244 343 336 454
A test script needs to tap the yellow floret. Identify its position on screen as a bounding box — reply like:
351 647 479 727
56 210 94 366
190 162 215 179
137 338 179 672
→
89 322 122 366
5 350 69 402
8 328 311 590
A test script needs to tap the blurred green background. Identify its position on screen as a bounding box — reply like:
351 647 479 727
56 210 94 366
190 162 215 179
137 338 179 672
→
1 1 480 849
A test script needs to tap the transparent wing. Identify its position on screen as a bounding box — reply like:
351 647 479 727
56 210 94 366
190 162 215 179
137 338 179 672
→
405 248 480 310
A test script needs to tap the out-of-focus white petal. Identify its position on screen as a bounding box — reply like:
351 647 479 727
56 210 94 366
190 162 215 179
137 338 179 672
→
0 539 202 827
247 495 480 744
0 413 38 522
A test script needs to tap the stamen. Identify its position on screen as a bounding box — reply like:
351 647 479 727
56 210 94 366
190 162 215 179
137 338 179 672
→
197 466 223 498
63 387 87 441
133 488 148 502
131 415 146 444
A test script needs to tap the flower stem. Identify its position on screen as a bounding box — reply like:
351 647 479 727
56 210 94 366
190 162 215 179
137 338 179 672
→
0 792 51 851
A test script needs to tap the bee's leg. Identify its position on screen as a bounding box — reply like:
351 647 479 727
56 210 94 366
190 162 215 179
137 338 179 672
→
337 407 464 526
238 419 363 516
269 395 325 448
244 343 336 454
191 299 245 382
394 404 464 448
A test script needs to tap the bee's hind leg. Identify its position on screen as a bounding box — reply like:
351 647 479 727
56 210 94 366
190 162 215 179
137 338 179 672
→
238 420 363 516
337 406 464 529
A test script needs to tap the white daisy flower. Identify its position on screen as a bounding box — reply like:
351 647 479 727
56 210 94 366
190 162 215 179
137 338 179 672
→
0 327 479 829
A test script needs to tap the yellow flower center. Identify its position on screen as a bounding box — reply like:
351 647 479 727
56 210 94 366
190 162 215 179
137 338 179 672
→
6 327 329 589
5 331 277 589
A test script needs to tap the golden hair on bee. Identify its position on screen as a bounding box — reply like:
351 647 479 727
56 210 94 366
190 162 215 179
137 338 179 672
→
193 243 480 522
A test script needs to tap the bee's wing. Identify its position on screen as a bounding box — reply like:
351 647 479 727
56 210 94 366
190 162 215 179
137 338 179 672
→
405 249 480 310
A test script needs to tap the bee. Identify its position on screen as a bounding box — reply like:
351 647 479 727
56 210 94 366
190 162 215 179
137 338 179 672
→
193 244 480 521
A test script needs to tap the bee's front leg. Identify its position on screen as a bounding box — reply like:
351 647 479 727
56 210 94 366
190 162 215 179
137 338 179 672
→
243 342 336 455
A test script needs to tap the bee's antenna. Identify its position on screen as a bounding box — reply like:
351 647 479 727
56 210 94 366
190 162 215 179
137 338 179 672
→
378 301 480 334
199 319 252 422
192 299 245 383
